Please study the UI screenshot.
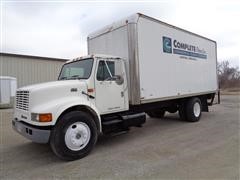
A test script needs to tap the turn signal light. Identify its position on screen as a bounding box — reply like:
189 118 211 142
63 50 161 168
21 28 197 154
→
39 113 52 122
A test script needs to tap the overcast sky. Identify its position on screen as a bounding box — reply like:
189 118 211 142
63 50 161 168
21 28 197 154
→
1 0 239 67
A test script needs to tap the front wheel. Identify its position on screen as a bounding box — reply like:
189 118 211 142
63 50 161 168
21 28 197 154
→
50 111 98 161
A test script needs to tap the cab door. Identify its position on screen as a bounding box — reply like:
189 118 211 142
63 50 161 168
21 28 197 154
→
95 59 127 114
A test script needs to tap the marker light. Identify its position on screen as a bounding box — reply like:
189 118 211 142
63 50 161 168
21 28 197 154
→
88 88 94 93
39 113 52 122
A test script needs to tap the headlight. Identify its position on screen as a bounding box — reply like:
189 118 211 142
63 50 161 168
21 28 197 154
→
31 113 52 122
31 113 39 121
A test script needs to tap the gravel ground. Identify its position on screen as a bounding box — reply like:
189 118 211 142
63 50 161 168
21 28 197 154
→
0 95 239 179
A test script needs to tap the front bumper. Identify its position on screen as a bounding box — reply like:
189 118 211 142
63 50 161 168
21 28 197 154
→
12 119 51 143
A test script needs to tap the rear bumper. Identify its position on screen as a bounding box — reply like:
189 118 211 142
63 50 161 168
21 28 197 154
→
12 119 51 143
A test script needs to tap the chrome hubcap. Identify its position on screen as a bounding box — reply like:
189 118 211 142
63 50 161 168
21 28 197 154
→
193 102 201 117
65 122 91 151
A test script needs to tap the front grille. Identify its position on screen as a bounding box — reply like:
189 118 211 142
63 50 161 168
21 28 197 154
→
16 90 29 111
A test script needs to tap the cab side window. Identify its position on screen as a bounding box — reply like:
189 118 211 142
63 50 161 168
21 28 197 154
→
106 61 115 76
97 60 115 81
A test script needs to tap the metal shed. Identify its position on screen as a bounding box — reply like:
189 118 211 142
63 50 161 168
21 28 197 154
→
0 53 68 88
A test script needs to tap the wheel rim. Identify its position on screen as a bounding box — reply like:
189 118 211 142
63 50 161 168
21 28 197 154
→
193 102 201 117
65 122 91 151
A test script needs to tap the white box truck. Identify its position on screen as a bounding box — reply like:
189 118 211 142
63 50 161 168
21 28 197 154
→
13 13 219 160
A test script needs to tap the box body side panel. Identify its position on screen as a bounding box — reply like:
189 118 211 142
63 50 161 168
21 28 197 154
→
137 17 218 102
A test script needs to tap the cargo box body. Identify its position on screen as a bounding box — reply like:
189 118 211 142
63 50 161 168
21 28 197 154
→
88 13 218 105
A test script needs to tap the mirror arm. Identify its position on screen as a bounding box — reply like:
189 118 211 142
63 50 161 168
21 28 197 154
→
82 91 95 99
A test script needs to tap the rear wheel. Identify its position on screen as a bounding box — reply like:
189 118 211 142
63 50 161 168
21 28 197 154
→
50 111 98 161
186 97 202 122
179 97 202 122
178 101 187 121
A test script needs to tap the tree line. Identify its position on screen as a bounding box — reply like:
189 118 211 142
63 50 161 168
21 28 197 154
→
217 61 240 89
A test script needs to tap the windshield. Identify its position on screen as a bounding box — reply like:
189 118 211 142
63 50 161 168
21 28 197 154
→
58 58 94 80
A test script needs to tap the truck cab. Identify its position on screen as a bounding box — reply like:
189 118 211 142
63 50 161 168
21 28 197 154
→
58 55 129 114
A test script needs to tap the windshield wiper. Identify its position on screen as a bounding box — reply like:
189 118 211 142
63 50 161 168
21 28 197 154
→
69 75 82 80
59 76 68 80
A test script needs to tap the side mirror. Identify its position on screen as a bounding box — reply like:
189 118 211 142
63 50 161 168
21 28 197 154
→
112 75 124 85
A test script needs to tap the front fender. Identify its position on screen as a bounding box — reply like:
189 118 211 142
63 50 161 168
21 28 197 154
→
31 96 101 131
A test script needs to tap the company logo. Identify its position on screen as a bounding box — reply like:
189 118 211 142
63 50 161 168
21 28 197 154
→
162 36 172 53
162 36 207 59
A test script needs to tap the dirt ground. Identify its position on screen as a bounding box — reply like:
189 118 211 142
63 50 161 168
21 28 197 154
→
0 95 239 179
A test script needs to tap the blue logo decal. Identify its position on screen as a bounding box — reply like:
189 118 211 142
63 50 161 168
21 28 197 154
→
163 36 172 53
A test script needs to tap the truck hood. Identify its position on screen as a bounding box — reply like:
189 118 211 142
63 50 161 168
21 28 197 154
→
18 80 85 92
16 80 88 113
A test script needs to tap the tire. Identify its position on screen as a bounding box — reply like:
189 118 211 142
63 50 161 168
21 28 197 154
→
178 101 187 121
147 110 165 118
50 111 98 161
185 97 202 122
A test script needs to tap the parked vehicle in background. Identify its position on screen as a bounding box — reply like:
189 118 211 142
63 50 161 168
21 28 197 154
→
0 76 17 108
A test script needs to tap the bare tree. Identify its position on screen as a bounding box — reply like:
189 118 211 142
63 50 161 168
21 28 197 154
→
217 60 240 88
